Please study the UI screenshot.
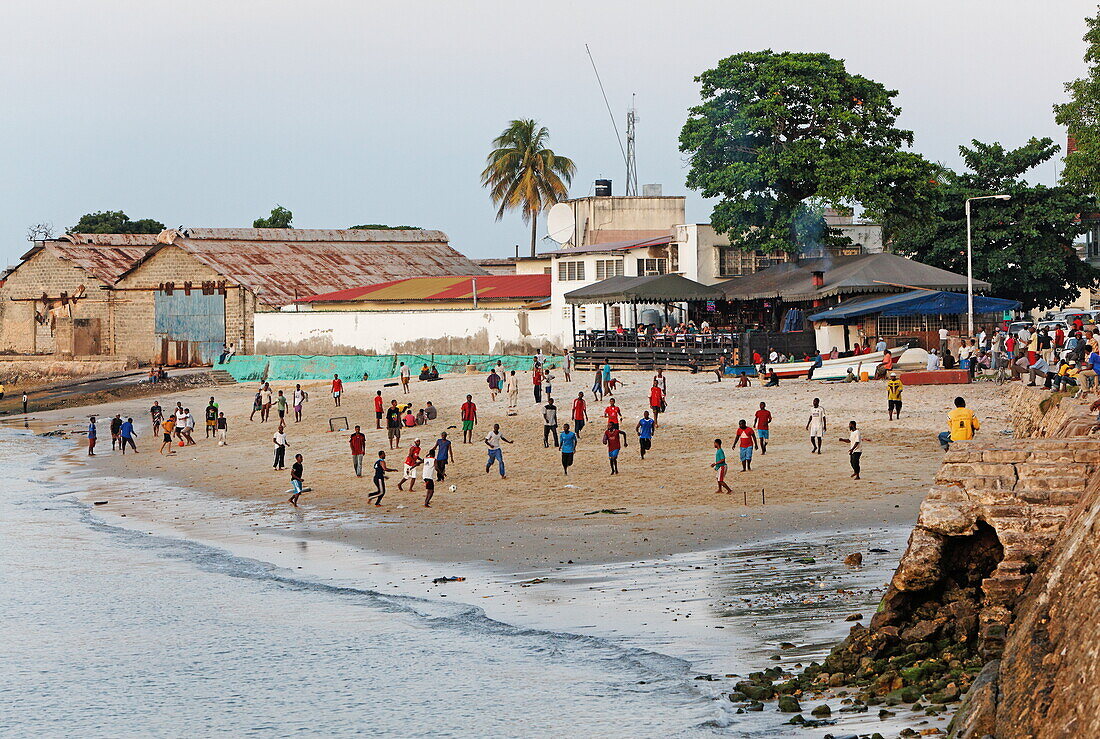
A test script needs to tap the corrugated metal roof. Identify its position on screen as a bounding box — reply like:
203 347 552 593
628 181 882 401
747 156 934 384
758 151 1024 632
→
299 274 551 303
122 229 485 307
589 229 673 244
541 235 672 256
170 227 449 243
15 234 157 284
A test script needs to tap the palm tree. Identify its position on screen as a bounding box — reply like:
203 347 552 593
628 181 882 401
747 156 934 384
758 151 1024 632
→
482 119 576 257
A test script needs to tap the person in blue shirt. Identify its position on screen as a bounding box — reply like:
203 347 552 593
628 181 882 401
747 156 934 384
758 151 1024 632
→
431 432 453 481
807 351 823 380
87 416 97 457
120 417 137 454
559 423 578 475
601 362 613 395
636 411 655 459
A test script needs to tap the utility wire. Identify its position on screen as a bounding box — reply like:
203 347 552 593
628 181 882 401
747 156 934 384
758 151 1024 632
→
585 44 629 167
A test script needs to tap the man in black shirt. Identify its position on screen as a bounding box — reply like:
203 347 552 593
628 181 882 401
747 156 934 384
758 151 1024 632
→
288 454 305 507
386 399 403 449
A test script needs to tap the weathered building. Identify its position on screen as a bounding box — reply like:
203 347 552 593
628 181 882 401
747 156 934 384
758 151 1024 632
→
0 234 156 356
1 228 485 364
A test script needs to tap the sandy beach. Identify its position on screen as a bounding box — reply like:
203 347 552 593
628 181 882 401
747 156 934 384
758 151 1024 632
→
30 368 1012 569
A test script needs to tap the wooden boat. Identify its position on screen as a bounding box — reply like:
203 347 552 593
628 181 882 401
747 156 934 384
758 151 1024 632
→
761 347 907 379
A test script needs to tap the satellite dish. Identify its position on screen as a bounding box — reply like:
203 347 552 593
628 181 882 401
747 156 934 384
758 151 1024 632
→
546 203 576 244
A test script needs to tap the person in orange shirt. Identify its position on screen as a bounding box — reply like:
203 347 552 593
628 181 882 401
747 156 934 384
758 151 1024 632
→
648 380 664 427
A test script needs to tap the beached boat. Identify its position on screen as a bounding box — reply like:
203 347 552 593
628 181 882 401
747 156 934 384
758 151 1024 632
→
761 347 907 379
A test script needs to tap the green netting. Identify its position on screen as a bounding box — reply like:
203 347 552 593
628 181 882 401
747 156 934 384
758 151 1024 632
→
222 356 270 383
224 354 560 382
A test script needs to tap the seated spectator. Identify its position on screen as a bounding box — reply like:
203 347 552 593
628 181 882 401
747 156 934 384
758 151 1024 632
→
418 364 431 381
428 365 440 380
764 370 779 387
415 408 428 425
402 409 418 427
424 401 438 420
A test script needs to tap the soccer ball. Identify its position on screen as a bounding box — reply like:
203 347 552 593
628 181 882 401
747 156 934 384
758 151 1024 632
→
218 441 226 446
449 484 458 493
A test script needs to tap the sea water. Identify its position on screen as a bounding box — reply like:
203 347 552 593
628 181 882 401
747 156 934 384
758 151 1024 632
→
0 430 920 737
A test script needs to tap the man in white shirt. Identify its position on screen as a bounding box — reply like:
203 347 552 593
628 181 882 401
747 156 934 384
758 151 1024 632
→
926 349 941 371
399 362 411 394
272 426 288 470
938 327 950 356
844 421 862 480
421 450 437 507
806 398 827 454
484 423 514 478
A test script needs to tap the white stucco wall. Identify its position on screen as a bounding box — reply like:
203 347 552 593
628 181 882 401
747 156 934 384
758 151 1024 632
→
256 308 554 355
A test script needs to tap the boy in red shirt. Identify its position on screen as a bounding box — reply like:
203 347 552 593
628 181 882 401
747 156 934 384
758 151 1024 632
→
753 401 772 455
460 394 478 444
398 440 421 492
602 424 628 475
603 399 622 427
331 374 343 407
649 381 664 427
374 390 384 429
572 392 588 436
734 419 758 472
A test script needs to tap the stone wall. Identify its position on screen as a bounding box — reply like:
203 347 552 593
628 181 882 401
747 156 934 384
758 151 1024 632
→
949 389 1100 736
0 250 114 355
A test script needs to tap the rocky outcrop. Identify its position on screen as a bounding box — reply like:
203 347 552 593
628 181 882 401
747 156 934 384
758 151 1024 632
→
790 388 1100 737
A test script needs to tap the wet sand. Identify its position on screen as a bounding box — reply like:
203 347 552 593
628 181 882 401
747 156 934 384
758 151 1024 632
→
29 368 1012 569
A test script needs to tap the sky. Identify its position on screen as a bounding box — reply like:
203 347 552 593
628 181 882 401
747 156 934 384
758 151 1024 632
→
0 0 1094 265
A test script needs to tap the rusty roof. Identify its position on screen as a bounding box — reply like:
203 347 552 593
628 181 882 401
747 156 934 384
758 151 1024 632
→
117 228 485 307
15 234 158 284
299 274 551 303
588 228 673 244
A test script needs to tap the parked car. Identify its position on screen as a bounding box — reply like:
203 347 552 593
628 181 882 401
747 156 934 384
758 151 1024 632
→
1037 320 1069 333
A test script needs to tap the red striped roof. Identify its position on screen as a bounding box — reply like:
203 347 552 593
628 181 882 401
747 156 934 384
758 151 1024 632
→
298 274 550 303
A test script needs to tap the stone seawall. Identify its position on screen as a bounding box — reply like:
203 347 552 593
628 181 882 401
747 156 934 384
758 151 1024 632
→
787 386 1100 737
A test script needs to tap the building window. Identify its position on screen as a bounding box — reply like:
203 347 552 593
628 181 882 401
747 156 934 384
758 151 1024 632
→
1086 218 1100 260
578 306 587 324
636 258 667 276
558 260 585 281
595 259 624 280
611 306 621 327
543 266 551 275
718 247 785 277
669 244 679 272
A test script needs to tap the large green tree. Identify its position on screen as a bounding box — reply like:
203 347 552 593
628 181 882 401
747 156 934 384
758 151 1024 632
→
1054 7 1100 194
481 119 575 257
892 137 1098 311
679 50 937 253
69 210 164 234
253 205 293 228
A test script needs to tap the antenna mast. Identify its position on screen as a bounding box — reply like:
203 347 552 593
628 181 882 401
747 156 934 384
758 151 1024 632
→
585 44 629 195
625 94 638 196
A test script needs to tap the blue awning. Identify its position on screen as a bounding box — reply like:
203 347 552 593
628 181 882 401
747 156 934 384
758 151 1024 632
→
807 290 1021 322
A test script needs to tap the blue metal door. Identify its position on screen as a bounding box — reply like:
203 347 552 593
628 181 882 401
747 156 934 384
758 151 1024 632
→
154 291 226 365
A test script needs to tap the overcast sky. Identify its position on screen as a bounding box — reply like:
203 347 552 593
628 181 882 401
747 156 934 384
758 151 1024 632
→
0 1 1093 265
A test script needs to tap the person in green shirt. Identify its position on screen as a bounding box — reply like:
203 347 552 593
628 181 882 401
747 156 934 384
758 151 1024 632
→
276 390 289 422
711 438 732 495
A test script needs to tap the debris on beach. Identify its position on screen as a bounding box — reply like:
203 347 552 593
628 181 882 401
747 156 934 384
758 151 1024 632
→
36 430 66 438
94 501 108 505
431 576 466 584
844 552 864 567
519 578 548 586
583 508 629 515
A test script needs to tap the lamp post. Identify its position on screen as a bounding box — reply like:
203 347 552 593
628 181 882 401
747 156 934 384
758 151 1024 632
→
965 194 1011 338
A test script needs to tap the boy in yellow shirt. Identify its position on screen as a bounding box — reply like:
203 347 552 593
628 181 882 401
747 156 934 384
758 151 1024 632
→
938 396 980 451
886 373 904 420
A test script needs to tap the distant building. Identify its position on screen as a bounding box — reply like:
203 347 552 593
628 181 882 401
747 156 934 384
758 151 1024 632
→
0 228 484 363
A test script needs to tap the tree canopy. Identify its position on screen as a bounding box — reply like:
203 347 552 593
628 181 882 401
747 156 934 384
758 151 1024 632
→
253 205 293 229
1054 7 1100 194
69 210 164 235
679 50 936 254
891 137 1098 311
481 119 575 257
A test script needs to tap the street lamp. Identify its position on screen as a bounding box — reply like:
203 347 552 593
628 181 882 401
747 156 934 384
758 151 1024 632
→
965 194 1011 338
